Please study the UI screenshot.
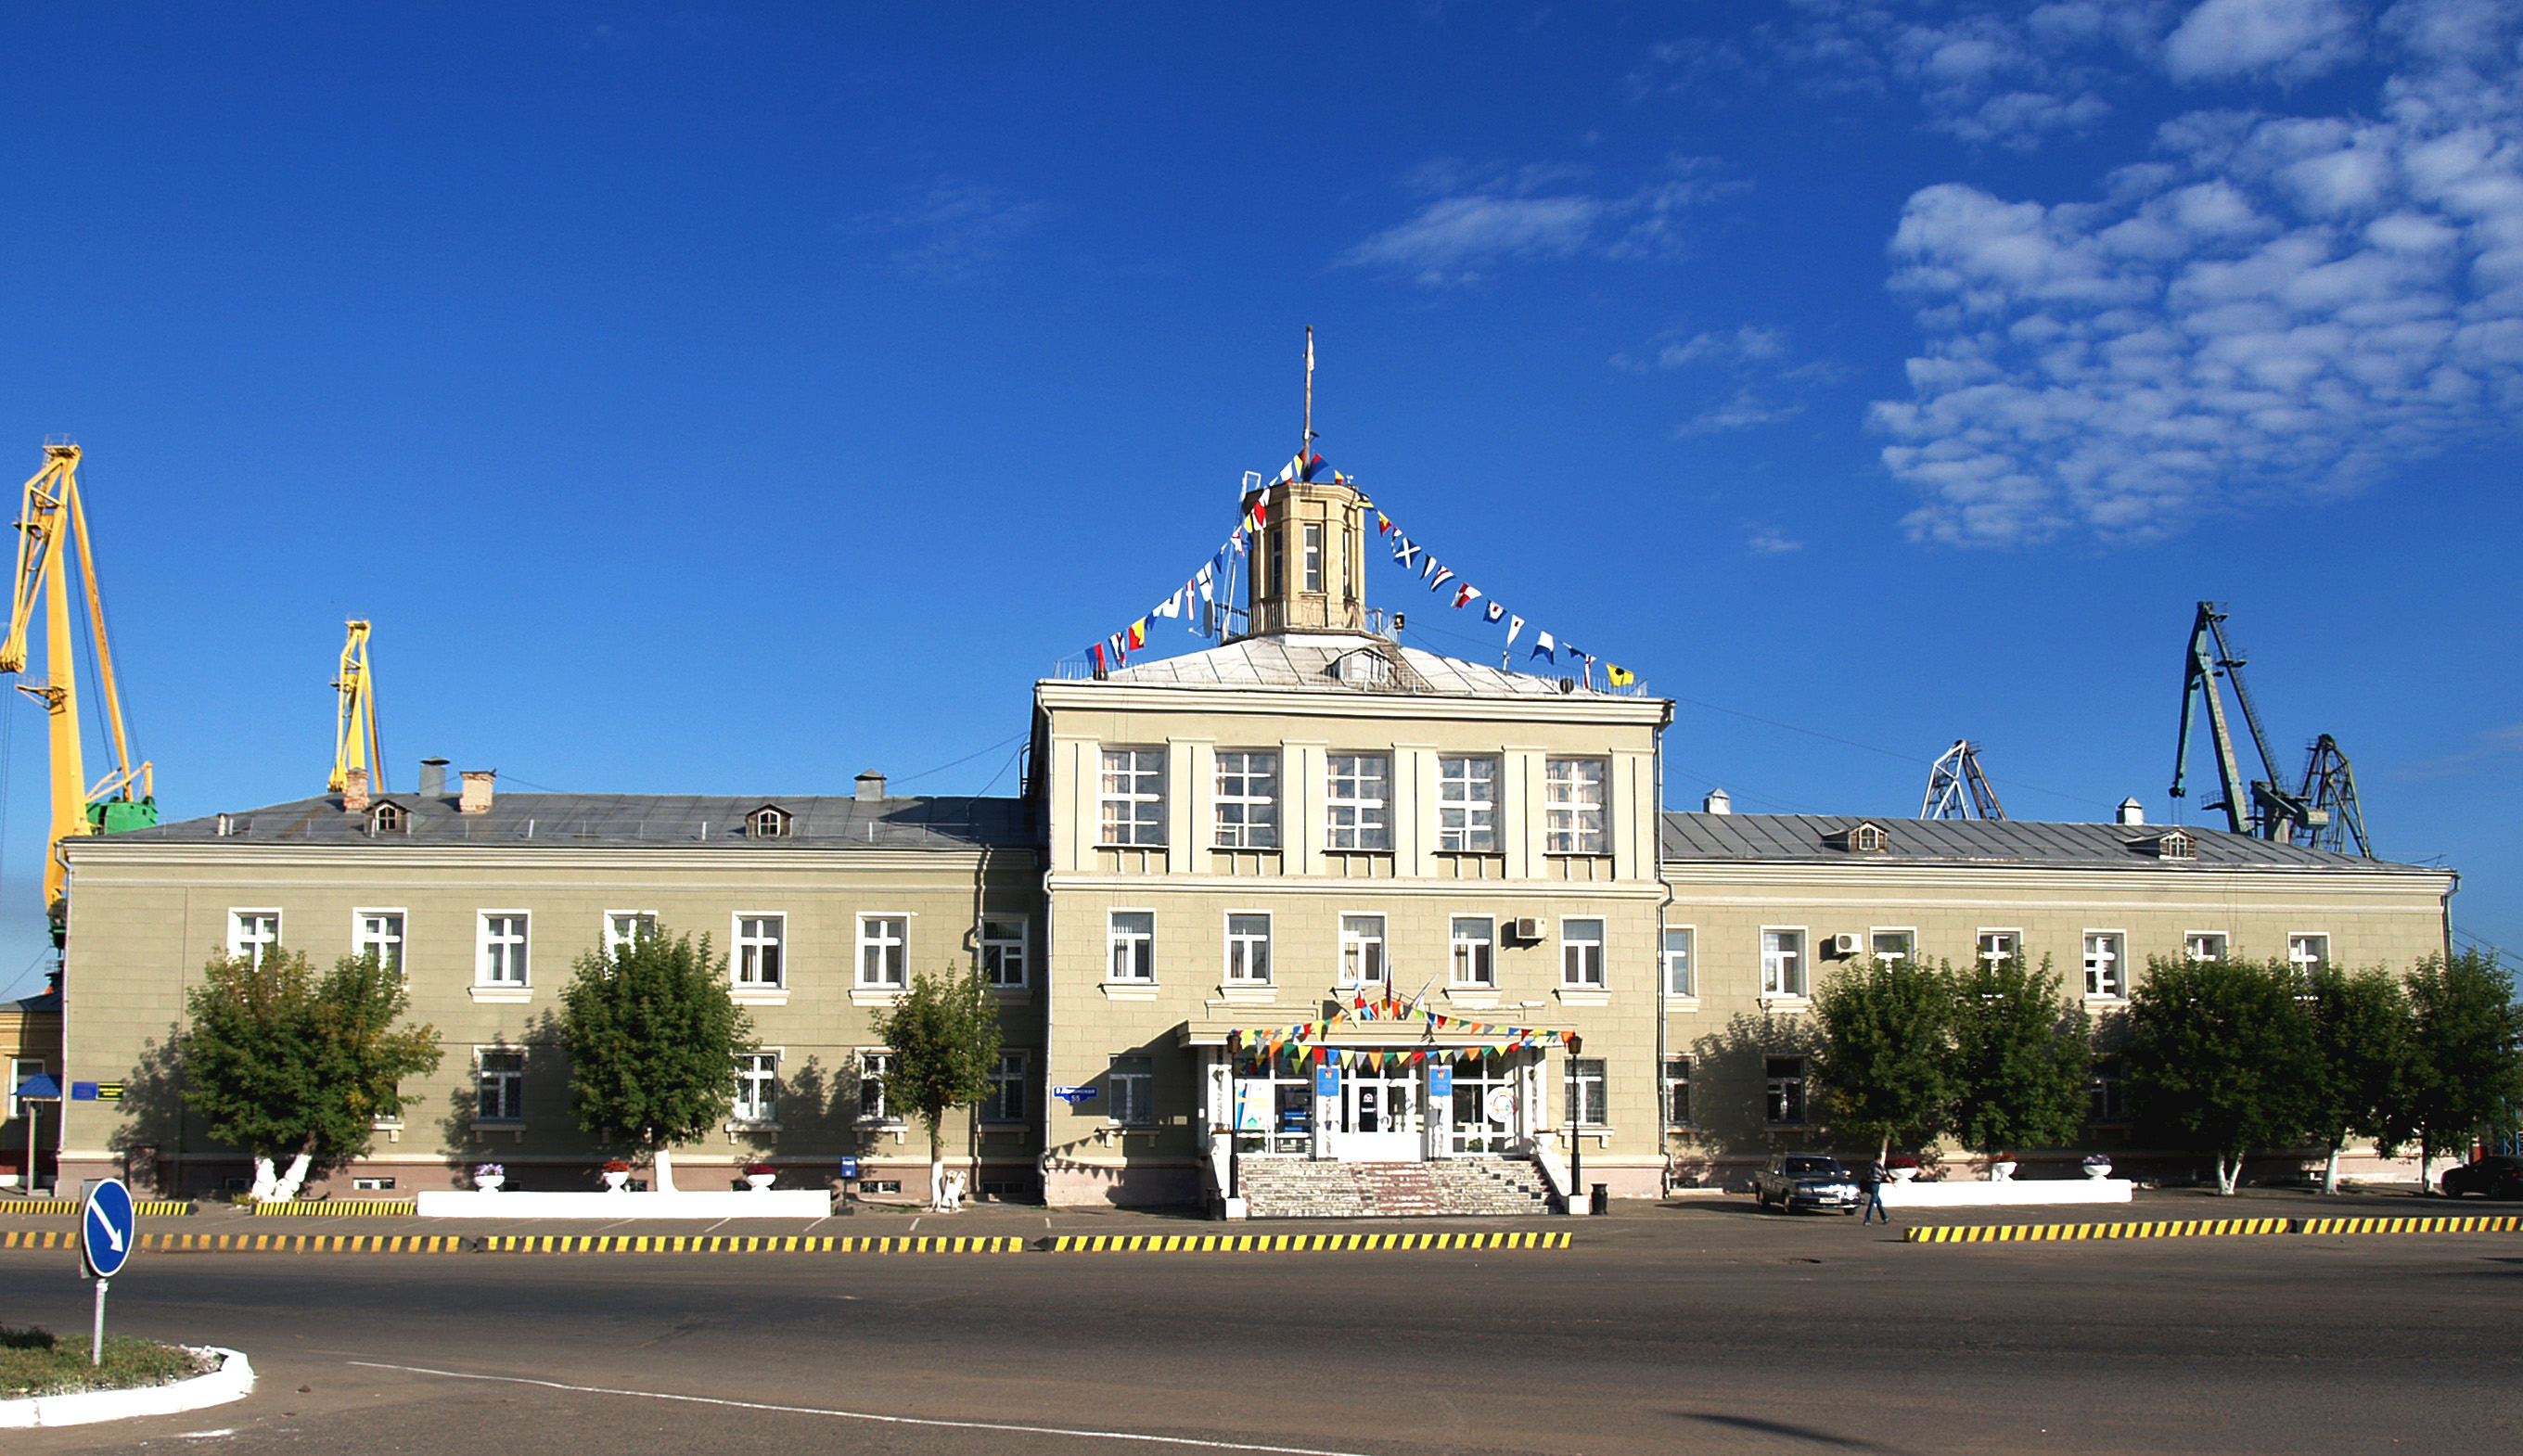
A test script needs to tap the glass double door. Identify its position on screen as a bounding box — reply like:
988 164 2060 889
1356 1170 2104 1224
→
1336 1070 1421 1136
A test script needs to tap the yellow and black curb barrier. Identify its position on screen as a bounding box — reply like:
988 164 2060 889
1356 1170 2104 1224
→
484 1234 1025 1255
1 1230 462 1253
1044 1230 1569 1252
1910 1213 2523 1243
250 1200 418 1217
6 1199 192 1218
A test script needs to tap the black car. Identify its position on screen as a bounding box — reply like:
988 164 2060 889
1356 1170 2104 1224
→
1753 1154 1862 1214
2440 1155 2523 1199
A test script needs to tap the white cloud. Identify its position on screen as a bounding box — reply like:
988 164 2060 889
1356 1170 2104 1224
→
2165 0 2366 83
1342 160 1739 286
1745 529 1807 554
1613 325 1838 434
1873 6 2523 545
878 182 1048 282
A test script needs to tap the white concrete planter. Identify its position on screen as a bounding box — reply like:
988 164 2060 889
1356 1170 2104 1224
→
1988 1161 2018 1181
416 1188 831 1219
1889 1168 1919 1182
744 1173 776 1191
601 1170 631 1192
472 1175 505 1192
2083 1164 2113 1180
1879 1179 2133 1208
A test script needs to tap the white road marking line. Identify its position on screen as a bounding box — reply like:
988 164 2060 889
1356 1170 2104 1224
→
347 1361 1377 1455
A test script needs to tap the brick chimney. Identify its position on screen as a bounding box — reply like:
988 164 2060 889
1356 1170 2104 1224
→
342 767 370 813
459 771 496 815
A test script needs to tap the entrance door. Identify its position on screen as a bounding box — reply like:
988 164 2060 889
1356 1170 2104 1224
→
1327 1069 1421 1160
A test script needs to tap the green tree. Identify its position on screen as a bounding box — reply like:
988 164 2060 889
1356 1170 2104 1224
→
1812 957 1956 1162
872 964 1003 1210
2388 952 2523 1189
2305 964 2411 1194
558 927 753 1193
1947 954 2090 1161
2127 957 2313 1194
181 948 442 1201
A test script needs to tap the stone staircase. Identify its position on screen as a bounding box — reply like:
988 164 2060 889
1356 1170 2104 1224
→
1238 1156 1556 1219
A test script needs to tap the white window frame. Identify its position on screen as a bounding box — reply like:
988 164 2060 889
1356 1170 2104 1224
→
1108 910 1156 983
1108 1054 1155 1127
984 1049 1028 1124
857 914 909 988
1302 522 1324 593
1224 912 1273 984
1560 917 1606 989
1761 927 1807 999
475 1047 525 1124
735 913 786 989
2083 931 2127 1000
1564 1056 1607 1127
1436 756 1499 853
1663 1054 1694 1127
1869 928 1916 963
1098 747 1167 848
734 1049 779 1126
228 909 281 967
1764 1055 1809 1125
856 1050 899 1125
980 916 1030 989
1325 753 1391 850
2288 933 2331 972
478 912 530 987
1212 750 1280 849
1543 758 1607 855
749 806 788 838
353 908 405 977
2184 931 2229 964
1338 913 1386 986
1661 926 1695 998
604 911 657 958
1977 929 2021 968
1449 916 1494 987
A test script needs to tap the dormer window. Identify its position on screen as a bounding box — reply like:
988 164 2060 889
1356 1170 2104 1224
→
749 805 792 839
1335 649 1390 686
368 801 408 835
2148 830 2196 861
1826 822 1889 853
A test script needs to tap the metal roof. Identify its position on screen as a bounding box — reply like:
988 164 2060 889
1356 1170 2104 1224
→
1093 632 1632 701
109 792 1037 850
1660 811 2425 873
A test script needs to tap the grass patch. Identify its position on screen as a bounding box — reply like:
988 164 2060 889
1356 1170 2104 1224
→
0 1324 214 1399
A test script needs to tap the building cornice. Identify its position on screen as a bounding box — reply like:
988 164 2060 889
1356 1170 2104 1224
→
1657 859 2453 899
1035 681 1671 728
63 840 1032 876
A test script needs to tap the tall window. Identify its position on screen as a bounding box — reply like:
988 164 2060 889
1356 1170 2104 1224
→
1099 748 1167 847
1662 928 1694 997
1761 929 1804 997
1212 751 1279 849
735 1052 778 1123
857 1052 896 1122
1225 913 1272 983
985 1051 1027 1123
858 916 907 988
229 911 280 968
1543 759 1607 854
1764 1056 1808 1125
1664 1055 1694 1126
606 913 656 957
2185 932 2228 964
1108 1054 1154 1126
2083 933 2125 998
1108 912 1155 981
1561 918 1606 988
1871 929 1915 962
1302 523 1324 593
1450 917 1494 987
1339 914 1385 985
1437 757 1498 852
736 915 785 988
1564 1057 1607 1126
2089 1057 2128 1123
1977 930 2020 967
355 912 404 977
1325 754 1391 850
980 917 1029 989
479 913 529 986
477 1050 525 1122
2288 934 2330 972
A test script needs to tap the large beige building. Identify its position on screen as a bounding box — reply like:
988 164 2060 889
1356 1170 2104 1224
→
39 468 2459 1206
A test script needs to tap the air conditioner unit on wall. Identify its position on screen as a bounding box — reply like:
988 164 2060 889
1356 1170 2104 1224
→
1831 933 1860 955
1510 917 1543 941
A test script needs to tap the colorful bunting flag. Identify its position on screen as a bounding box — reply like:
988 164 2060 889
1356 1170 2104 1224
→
1485 600 1505 623
1607 664 1635 686
1530 632 1556 663
1454 583 1482 609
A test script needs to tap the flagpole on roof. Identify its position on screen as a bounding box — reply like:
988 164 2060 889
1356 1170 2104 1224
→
1302 326 1316 463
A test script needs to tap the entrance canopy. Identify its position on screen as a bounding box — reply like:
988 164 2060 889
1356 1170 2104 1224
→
1176 994 1582 1070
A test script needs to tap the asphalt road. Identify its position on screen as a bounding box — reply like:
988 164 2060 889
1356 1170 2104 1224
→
6 1205 2517 1455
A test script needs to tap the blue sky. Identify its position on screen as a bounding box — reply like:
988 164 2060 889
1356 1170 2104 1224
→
2 1 2517 1000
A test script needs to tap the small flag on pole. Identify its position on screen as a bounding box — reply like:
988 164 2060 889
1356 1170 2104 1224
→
1607 664 1636 686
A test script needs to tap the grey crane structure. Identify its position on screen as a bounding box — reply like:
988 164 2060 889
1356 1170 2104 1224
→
2170 601 2372 858
1921 740 2006 820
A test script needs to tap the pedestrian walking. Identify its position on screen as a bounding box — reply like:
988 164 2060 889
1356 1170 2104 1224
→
1861 1159 1892 1226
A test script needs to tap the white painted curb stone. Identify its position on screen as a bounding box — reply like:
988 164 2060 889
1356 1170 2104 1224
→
0 1347 253 1428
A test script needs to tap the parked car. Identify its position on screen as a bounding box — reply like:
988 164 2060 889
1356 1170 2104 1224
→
1754 1154 1861 1214
2440 1155 2523 1199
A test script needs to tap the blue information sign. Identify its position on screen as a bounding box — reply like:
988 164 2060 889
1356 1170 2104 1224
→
83 1177 134 1279
1314 1065 1340 1097
837 1156 861 1180
1429 1066 1453 1097
1052 1085 1099 1104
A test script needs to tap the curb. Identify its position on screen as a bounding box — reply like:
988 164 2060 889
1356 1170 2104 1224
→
1044 1231 1570 1252
1909 1213 2523 1243
146 1233 466 1254
483 1234 1024 1254
0 1346 253 1429
4 1200 191 1218
249 1201 417 1217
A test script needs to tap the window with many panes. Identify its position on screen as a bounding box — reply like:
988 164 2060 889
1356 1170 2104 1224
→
980 917 1029 989
985 1051 1027 1123
1871 929 1915 962
2184 932 2228 963
479 913 529 986
2083 933 2125 998
1761 929 1805 997
858 916 907 988
1339 914 1385 985
1325 754 1390 850
2288 933 2330 971
1437 756 1498 852
477 1050 525 1122
734 1052 778 1124
1108 1054 1154 1126
1212 751 1279 849
736 915 785 988
1662 928 1694 997
1543 759 1607 854
230 910 280 968
1302 523 1324 593
1764 1056 1808 1125
1664 1055 1694 1126
1561 918 1606 988
606 912 656 957
1108 912 1154 981
1225 913 1272 983
1098 748 1167 847
1450 916 1494 986
1978 930 2020 967
355 911 404 977
2088 1057 2128 1123
857 1052 896 1123
1564 1057 1607 1126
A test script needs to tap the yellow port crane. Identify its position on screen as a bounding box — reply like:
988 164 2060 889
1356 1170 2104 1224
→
329 619 383 795
0 437 154 940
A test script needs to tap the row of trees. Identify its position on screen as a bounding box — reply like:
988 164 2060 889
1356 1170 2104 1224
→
179 926 1001 1207
1812 952 2523 1194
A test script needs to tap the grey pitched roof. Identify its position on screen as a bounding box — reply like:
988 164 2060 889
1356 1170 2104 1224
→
1091 632 1631 701
112 792 1037 850
1661 812 2423 873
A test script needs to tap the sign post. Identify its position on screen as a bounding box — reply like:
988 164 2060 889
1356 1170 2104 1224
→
81 1176 134 1364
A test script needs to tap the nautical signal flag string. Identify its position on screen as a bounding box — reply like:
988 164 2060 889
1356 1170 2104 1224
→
1371 503 1640 690
1225 994 1582 1067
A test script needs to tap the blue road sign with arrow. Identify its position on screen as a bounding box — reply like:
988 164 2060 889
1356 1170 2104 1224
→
83 1177 134 1279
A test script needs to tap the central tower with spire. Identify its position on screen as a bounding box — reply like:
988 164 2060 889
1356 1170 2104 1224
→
1237 327 1368 639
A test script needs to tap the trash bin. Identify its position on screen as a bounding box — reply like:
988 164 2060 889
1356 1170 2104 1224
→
1589 1182 1609 1215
